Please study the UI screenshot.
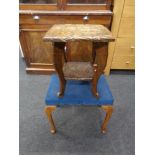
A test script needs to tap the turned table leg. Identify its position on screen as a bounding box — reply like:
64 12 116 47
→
92 42 108 98
44 106 57 134
101 105 113 133
53 42 66 97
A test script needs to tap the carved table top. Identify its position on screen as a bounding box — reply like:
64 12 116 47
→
43 24 115 42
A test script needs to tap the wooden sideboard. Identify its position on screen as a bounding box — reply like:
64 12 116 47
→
105 0 135 74
19 0 135 75
19 0 113 74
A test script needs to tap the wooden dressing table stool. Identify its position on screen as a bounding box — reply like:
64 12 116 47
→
44 74 114 134
43 24 115 134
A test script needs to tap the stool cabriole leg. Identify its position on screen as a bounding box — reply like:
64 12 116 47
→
101 105 113 133
53 42 66 97
44 106 57 134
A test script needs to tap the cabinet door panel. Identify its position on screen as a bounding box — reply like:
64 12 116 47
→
68 0 106 4
122 5 135 18
20 0 57 4
118 18 135 37
22 30 53 64
125 0 135 6
114 38 135 56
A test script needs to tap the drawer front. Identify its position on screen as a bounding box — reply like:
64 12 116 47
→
111 56 135 69
125 0 135 6
122 5 135 18
20 15 111 26
118 18 135 37
20 30 54 64
114 38 135 56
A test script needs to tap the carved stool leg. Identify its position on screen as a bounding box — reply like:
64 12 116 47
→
92 42 108 98
101 105 113 133
44 106 57 134
53 42 66 97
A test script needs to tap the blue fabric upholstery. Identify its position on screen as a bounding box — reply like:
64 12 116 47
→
45 74 114 106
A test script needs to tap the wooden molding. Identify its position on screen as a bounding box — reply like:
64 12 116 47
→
19 10 113 16
26 68 56 74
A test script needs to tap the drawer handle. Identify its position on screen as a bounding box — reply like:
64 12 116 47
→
83 15 89 21
125 61 130 64
64 46 67 52
130 46 135 49
33 15 40 20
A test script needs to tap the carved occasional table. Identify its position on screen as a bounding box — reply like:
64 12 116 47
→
43 24 115 134
44 24 114 98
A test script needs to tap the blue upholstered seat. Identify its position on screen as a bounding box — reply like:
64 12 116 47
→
45 74 114 106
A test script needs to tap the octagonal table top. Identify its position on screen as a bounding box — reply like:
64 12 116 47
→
43 24 115 42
